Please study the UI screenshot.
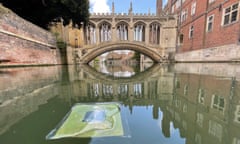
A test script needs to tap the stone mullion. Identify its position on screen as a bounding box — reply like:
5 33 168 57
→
145 24 149 45
96 26 100 45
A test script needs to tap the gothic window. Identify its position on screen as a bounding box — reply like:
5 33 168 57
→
134 23 145 42
118 84 128 97
86 23 96 44
149 23 160 45
117 23 128 41
223 3 239 26
99 23 111 42
103 84 113 97
134 83 143 97
148 81 158 98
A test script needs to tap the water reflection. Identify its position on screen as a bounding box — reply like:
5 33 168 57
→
0 63 239 144
90 62 153 77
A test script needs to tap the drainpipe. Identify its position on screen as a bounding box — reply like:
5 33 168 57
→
202 0 210 49
176 0 183 53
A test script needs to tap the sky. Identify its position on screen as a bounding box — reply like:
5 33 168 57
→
89 0 168 14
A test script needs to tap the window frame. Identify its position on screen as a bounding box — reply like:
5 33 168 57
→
189 25 194 39
191 1 197 16
206 15 214 32
222 3 239 26
209 0 215 4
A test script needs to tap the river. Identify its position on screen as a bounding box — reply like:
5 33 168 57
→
0 63 239 144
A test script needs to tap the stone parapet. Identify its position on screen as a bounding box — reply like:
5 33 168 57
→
174 63 240 80
175 44 240 62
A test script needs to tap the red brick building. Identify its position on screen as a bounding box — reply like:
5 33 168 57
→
165 0 240 62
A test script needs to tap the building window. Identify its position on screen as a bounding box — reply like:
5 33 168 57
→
234 105 240 124
191 1 196 16
223 3 239 26
207 15 214 32
99 23 111 42
117 23 128 41
209 0 215 4
197 113 204 127
179 34 184 44
149 23 160 45
208 120 223 141
211 94 225 112
198 88 205 104
176 0 180 9
134 23 145 42
171 5 175 13
181 9 188 22
189 25 194 39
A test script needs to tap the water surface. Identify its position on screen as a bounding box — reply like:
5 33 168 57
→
0 63 240 144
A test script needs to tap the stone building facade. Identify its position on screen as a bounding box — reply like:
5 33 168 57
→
165 0 240 62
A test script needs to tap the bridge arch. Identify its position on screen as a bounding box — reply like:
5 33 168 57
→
81 42 163 63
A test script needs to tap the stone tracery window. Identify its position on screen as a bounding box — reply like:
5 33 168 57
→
99 23 111 42
149 23 160 45
117 23 128 41
86 23 96 45
134 23 145 42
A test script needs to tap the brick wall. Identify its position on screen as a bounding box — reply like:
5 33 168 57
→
205 0 240 48
0 7 61 66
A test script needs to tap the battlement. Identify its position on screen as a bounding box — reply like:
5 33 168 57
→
90 12 175 19
90 12 163 18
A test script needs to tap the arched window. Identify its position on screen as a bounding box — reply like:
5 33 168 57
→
149 23 160 45
86 23 96 45
134 23 145 42
99 23 111 42
117 23 128 41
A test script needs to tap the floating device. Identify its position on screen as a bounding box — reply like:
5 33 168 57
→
46 102 129 139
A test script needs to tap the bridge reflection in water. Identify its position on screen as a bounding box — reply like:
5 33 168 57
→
0 64 240 144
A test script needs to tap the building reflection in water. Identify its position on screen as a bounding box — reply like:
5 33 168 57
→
62 63 240 144
0 63 240 144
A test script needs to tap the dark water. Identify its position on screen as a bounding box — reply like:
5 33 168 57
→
0 63 240 144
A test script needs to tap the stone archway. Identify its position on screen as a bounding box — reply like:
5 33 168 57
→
80 42 163 63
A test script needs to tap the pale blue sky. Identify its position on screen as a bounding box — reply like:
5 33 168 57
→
90 0 167 14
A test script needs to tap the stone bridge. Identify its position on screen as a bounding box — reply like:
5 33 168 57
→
71 4 177 64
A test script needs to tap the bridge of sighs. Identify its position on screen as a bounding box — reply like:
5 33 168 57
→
73 9 177 63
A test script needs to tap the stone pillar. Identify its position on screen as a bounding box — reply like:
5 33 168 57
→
112 16 117 42
96 27 100 44
145 24 149 45
128 15 134 42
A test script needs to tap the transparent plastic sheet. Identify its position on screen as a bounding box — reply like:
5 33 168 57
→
46 102 131 140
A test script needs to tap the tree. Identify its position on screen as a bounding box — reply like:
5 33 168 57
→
1 0 89 29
